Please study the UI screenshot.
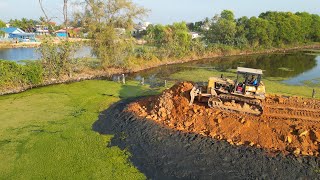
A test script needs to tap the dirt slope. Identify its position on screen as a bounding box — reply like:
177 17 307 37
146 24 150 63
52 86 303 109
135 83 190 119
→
94 98 320 179
128 82 320 157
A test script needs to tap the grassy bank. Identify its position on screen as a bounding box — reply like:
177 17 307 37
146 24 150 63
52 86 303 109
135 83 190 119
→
1 43 320 96
0 80 161 179
170 69 320 98
1 69 319 179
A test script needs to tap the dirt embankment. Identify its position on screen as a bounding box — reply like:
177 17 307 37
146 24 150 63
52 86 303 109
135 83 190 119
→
94 97 320 179
128 82 320 157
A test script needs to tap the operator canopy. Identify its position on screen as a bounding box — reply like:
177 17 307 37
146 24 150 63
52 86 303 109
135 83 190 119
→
237 67 263 75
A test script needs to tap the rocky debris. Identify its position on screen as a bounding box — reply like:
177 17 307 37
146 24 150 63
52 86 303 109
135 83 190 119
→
128 82 320 157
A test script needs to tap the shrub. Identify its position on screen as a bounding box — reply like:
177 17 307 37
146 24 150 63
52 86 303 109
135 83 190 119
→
23 61 43 84
38 37 79 78
0 60 43 90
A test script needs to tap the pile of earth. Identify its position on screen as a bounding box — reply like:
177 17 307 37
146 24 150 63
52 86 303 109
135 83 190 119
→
94 97 320 179
127 82 320 157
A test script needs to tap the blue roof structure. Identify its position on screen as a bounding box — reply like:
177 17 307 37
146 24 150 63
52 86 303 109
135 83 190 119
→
0 27 36 42
0 27 25 34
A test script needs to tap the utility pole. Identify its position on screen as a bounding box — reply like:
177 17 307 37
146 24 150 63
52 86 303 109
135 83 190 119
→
38 0 55 33
63 0 68 41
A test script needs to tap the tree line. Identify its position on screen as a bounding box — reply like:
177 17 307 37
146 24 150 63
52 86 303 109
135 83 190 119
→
1 0 320 92
200 10 320 48
141 10 320 65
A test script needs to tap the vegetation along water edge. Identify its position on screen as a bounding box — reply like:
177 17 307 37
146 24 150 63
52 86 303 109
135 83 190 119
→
1 8 320 95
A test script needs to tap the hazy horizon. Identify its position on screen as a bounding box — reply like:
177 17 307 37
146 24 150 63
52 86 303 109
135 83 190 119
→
0 0 319 24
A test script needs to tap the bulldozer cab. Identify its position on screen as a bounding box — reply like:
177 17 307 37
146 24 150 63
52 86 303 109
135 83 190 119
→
234 67 264 96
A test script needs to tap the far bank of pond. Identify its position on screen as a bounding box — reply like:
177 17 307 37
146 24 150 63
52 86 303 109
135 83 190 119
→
0 46 319 95
130 50 320 87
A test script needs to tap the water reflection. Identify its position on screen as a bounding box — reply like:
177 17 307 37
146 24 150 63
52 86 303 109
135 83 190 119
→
0 46 93 61
0 48 38 61
283 56 320 85
1 47 319 85
131 52 319 85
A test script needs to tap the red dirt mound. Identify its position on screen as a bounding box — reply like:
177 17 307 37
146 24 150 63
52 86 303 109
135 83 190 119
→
127 82 320 157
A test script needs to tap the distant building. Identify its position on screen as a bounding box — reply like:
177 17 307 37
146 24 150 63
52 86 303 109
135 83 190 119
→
142 22 151 27
189 32 200 39
55 27 82 38
35 25 50 36
132 22 151 38
55 29 68 37
0 27 36 42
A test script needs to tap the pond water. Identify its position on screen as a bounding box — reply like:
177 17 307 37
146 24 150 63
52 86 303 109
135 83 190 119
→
0 48 38 61
130 51 320 86
0 46 92 61
283 56 320 85
0 47 319 85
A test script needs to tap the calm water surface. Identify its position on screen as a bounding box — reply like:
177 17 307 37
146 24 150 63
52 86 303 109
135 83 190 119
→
130 52 320 86
0 46 92 61
0 47 319 85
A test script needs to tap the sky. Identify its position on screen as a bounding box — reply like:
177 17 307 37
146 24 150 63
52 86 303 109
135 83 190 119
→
0 0 319 24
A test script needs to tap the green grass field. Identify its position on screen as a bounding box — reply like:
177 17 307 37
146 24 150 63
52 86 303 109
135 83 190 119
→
0 80 160 179
170 69 320 98
1 69 319 179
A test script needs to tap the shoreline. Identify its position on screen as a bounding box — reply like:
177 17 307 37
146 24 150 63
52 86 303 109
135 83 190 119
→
0 38 89 49
1 43 320 96
0 42 41 49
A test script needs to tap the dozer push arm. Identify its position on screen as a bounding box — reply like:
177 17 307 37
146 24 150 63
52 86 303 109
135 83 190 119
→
189 86 200 105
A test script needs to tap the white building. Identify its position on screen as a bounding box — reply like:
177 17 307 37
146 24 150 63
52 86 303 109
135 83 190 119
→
35 25 50 36
190 32 200 39
132 22 152 37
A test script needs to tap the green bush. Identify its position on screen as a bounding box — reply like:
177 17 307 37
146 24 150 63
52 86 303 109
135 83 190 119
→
38 38 79 78
23 61 43 85
0 60 43 90
135 46 154 60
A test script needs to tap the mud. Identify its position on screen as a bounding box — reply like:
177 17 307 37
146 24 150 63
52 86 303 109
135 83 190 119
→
94 99 320 179
128 82 320 157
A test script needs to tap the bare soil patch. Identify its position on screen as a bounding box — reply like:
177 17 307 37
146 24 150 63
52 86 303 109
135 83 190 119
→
94 97 320 179
128 82 320 157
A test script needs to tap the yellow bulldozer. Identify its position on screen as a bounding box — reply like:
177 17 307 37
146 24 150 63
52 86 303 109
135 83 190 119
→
189 67 266 115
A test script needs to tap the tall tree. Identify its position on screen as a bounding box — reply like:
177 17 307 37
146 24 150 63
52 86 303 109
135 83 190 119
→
0 19 5 36
38 0 56 32
246 17 275 47
0 20 5 28
206 10 237 45
146 22 192 58
9 18 37 32
75 0 148 68
311 14 320 41
234 16 249 48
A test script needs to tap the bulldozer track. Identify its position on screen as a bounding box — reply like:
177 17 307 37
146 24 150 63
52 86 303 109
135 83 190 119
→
208 97 262 116
264 98 320 110
264 104 320 113
207 95 320 120
263 106 320 122
218 94 262 106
